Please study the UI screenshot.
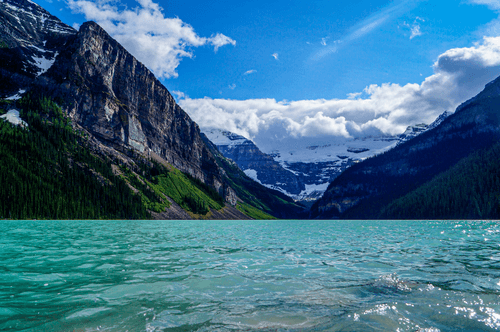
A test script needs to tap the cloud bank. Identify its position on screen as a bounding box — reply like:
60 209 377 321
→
67 0 235 78
178 37 500 148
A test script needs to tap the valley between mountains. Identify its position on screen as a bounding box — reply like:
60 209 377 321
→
1 0 499 220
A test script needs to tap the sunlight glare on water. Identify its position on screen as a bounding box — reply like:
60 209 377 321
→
0 220 499 331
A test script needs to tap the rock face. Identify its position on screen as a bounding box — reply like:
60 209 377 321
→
311 78 500 219
0 0 233 203
0 0 75 96
42 21 222 186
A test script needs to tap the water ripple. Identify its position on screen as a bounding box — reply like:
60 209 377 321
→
0 220 499 331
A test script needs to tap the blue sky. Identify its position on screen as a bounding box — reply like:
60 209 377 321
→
47 0 495 100
40 0 500 147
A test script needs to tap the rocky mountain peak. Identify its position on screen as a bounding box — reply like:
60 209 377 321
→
0 0 75 95
35 19 231 193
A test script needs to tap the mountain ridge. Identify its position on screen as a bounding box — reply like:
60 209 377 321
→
310 77 500 219
0 0 304 219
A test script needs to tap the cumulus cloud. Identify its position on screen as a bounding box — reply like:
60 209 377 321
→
178 37 500 149
244 69 256 75
67 0 235 78
272 53 279 60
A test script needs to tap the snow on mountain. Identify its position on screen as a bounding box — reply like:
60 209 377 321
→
31 52 58 76
262 135 399 164
0 0 76 97
396 111 450 145
5 89 25 100
203 111 449 202
204 129 249 147
0 109 28 127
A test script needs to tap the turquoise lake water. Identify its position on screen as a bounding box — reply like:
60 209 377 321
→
0 220 499 331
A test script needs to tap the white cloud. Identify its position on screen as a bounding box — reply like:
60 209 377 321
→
67 0 235 78
347 92 362 99
410 23 422 39
404 17 424 40
468 0 500 36
228 84 236 90
244 69 256 75
321 37 327 46
469 0 500 10
313 0 420 60
272 53 279 60
178 37 500 149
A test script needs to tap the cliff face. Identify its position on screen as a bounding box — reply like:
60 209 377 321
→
36 21 229 195
311 77 500 219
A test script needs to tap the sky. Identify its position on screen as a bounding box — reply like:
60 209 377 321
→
40 0 500 150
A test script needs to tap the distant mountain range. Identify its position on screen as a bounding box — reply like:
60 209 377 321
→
203 111 449 203
0 0 304 220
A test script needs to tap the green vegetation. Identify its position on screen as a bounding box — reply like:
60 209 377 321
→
0 94 230 219
0 95 150 219
151 168 223 215
236 201 276 220
119 165 171 213
122 163 225 216
0 40 8 49
380 142 500 219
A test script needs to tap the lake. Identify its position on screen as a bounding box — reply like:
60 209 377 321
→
1 220 499 331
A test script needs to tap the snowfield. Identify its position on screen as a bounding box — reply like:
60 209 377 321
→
0 110 28 128
5 89 25 100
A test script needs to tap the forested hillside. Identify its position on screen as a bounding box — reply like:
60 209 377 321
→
0 94 249 219
378 142 500 219
0 96 149 219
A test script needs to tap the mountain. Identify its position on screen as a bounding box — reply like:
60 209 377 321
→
0 0 303 220
0 0 75 96
311 77 500 219
396 111 450 146
203 129 304 196
201 133 306 219
203 112 449 203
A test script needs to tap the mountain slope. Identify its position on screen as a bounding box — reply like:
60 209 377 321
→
0 0 296 219
203 129 304 196
379 141 500 219
311 77 500 219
